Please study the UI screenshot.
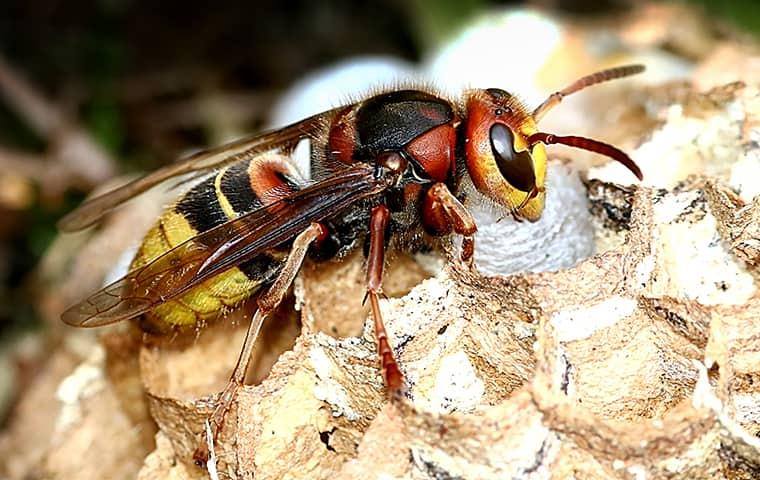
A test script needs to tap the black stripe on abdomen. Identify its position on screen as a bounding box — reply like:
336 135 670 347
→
220 161 263 215
175 171 285 283
175 175 228 233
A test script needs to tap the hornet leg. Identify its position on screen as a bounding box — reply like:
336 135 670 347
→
193 222 327 465
366 204 405 395
426 183 478 265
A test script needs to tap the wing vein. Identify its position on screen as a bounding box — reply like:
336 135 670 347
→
61 163 389 327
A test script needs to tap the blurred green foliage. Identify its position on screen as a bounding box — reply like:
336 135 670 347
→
410 0 484 50
687 0 760 36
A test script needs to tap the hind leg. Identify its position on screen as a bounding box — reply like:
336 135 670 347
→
193 222 327 465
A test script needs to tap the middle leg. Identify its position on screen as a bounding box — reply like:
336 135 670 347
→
366 204 405 394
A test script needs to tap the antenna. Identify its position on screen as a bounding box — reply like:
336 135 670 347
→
528 132 643 180
532 65 645 122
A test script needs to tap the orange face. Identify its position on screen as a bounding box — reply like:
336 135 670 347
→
463 89 546 221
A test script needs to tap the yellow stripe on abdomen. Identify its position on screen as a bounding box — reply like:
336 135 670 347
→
131 153 303 332
133 210 263 329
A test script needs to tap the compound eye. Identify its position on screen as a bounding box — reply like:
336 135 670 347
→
489 123 536 193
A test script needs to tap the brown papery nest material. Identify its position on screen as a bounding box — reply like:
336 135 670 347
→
3 80 760 480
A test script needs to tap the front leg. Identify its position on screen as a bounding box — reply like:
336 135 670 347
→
423 183 478 265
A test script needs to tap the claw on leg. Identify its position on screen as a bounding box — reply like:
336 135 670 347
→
367 291 405 394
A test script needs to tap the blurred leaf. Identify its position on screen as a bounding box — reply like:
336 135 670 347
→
83 100 123 155
409 0 485 50
685 0 760 36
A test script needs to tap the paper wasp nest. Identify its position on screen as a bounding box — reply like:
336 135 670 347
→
125 83 760 479
3 33 760 480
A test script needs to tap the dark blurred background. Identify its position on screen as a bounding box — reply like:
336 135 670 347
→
0 0 758 350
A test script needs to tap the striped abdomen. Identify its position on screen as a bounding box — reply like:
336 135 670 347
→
132 153 303 330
